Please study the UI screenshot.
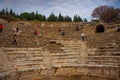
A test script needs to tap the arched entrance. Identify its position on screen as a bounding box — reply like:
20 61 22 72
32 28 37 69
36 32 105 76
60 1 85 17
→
96 25 105 33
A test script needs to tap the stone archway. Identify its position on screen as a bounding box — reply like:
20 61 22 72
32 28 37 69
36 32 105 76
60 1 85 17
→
96 25 105 33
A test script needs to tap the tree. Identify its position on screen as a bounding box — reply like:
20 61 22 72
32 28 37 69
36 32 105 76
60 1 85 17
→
37 14 45 21
58 13 64 21
64 15 72 22
77 16 83 22
5 8 9 15
20 12 29 20
28 12 36 20
47 12 57 21
10 9 16 16
106 8 120 22
92 5 120 23
92 5 110 20
73 15 83 22
0 9 5 15
84 18 87 22
42 15 46 21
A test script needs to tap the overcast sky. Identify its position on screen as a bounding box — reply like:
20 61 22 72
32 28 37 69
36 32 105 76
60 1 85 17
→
0 0 120 20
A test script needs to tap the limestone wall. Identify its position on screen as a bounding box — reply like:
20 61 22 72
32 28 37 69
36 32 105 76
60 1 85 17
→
55 66 119 78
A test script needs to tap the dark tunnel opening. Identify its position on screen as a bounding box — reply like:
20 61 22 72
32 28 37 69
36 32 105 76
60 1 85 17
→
96 25 105 33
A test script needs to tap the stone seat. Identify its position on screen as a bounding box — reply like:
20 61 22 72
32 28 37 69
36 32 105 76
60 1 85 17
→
30 54 43 57
27 57 43 61
51 58 78 64
9 57 30 61
87 56 120 58
0 68 7 73
50 52 79 55
5 48 42 51
63 45 81 47
13 59 43 64
87 60 120 64
0 72 10 79
63 43 81 45
51 55 79 59
15 65 45 71
96 52 120 56
17 66 46 72
50 53 79 56
53 63 119 68
89 52 120 56
96 49 118 52
49 40 57 43
12 59 27 62
61 47 80 50
15 62 44 66
98 46 118 49
6 51 42 54
51 56 79 61
63 50 80 52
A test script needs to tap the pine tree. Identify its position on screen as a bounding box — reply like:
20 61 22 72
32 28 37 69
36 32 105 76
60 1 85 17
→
84 18 87 22
64 15 72 22
73 15 83 22
58 13 64 21
47 12 57 21
5 8 9 15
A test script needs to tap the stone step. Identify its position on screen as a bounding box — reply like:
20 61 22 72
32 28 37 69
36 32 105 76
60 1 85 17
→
0 72 10 78
63 45 81 47
63 49 80 52
6 53 43 61
87 56 120 58
17 66 46 71
0 66 14 72
12 57 43 62
15 62 45 67
96 49 118 52
8 56 28 61
5 48 42 51
51 55 79 59
98 46 119 49
29 54 43 57
89 52 120 56
9 56 43 61
50 52 79 55
51 58 78 63
6 51 42 54
50 53 79 57
96 52 120 55
53 63 119 68
61 47 80 50
87 61 120 66
87 59 120 63
63 43 81 46
27 57 43 61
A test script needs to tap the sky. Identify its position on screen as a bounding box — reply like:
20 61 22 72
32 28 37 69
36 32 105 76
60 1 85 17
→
0 0 120 21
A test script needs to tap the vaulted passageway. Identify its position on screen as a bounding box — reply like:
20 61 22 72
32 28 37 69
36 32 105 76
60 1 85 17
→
96 25 105 33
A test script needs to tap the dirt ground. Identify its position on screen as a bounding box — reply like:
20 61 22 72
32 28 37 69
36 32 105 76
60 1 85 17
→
37 75 112 80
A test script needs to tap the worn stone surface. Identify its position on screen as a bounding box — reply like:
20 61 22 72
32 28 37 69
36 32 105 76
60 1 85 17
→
0 21 120 80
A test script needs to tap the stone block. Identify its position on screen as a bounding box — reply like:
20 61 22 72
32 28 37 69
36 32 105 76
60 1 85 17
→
88 67 102 76
103 68 111 76
76 67 88 74
63 68 75 74
40 70 47 75
110 69 119 77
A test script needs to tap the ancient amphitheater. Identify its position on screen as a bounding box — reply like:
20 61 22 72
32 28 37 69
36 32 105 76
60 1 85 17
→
0 20 120 80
